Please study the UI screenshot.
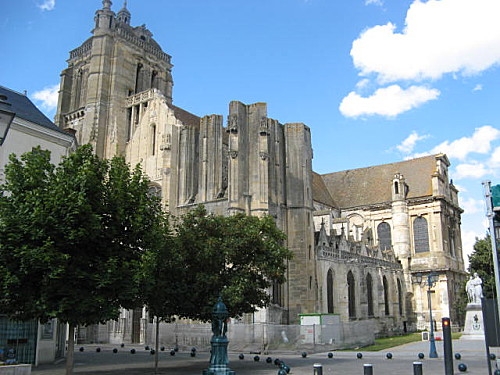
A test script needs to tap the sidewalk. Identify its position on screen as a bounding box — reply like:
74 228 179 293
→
32 337 494 375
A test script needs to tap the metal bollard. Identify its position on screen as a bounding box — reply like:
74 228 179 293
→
364 363 373 375
413 361 423 375
313 363 323 375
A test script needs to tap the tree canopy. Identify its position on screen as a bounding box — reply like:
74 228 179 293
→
0 145 163 374
140 205 292 322
1 146 292 373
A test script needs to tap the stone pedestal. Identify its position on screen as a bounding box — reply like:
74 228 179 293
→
462 303 484 340
203 336 235 375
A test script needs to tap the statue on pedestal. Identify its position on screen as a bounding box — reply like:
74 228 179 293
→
463 273 485 338
466 272 483 305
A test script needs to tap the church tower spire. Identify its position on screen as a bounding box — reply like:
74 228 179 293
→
55 0 174 158
117 0 131 25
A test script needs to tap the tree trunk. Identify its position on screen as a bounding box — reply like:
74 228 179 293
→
154 317 160 374
65 323 75 375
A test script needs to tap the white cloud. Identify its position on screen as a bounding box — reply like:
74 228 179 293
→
350 0 500 83
339 84 439 118
365 0 383 6
355 79 371 91
472 84 483 92
32 84 59 112
454 161 491 179
396 131 429 154
428 125 500 161
461 229 483 270
37 0 55 11
460 196 485 215
453 183 467 194
488 146 500 168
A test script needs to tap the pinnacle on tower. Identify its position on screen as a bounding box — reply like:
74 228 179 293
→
102 0 112 10
117 0 131 25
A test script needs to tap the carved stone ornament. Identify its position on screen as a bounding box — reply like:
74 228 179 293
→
259 116 269 135
259 151 268 160
227 115 238 133
229 150 238 159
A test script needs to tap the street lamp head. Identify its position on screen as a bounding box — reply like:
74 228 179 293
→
428 272 439 287
411 272 423 284
0 94 15 146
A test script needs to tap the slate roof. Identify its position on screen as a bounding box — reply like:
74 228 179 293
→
0 85 63 133
312 172 338 208
319 154 444 209
171 104 200 128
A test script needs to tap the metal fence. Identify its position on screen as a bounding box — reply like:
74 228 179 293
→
143 320 375 353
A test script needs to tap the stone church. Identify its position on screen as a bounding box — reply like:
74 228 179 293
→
54 1 466 343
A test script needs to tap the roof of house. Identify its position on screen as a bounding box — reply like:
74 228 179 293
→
0 85 63 133
319 154 446 209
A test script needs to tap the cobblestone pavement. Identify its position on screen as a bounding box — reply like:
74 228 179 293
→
32 338 495 375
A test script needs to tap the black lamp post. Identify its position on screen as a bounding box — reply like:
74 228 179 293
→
0 94 15 146
412 272 439 358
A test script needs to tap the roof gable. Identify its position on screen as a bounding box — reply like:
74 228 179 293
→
0 85 61 132
319 154 444 209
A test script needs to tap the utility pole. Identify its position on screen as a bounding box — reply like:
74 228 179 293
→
482 181 500 323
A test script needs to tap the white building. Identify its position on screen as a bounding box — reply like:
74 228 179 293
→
0 85 76 365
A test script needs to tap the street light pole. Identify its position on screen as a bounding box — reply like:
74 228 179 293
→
427 273 438 358
412 271 438 358
483 181 500 323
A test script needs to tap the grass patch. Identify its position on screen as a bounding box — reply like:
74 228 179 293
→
363 333 423 351
342 331 462 352
343 333 422 352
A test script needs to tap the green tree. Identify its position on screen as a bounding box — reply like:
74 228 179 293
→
139 214 185 374
172 205 293 321
140 205 291 373
468 234 496 298
0 145 162 375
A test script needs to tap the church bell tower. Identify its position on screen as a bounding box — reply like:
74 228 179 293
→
55 0 174 158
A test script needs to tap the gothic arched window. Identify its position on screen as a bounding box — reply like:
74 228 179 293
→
347 271 356 319
366 273 374 317
414 216 430 253
377 222 392 251
150 123 157 156
327 269 334 314
383 275 390 316
397 278 403 316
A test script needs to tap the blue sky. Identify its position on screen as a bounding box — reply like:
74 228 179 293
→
1 0 500 268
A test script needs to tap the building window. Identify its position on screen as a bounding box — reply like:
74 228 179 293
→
414 216 430 253
150 124 156 155
272 281 282 306
327 269 334 314
449 217 456 256
383 276 390 316
135 63 143 93
366 273 374 317
397 279 403 316
377 222 392 251
347 271 356 319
